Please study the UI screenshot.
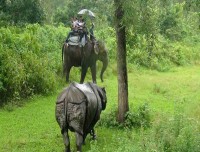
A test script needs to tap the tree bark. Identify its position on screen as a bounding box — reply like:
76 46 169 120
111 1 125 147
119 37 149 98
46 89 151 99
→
114 0 129 123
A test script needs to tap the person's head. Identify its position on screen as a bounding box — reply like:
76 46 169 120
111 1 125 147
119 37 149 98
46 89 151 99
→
71 16 76 20
79 16 83 21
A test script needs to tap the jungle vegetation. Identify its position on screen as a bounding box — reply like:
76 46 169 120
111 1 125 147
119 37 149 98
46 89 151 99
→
0 0 199 151
0 0 199 105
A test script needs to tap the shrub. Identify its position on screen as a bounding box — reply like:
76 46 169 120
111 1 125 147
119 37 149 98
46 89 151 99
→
0 24 67 105
0 0 45 25
126 33 200 71
98 103 151 129
95 27 116 62
125 103 151 129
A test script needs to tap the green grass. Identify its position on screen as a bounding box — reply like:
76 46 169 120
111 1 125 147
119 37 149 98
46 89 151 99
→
0 65 200 151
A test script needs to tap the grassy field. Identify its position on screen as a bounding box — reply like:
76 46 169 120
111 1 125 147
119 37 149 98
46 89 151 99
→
0 65 200 152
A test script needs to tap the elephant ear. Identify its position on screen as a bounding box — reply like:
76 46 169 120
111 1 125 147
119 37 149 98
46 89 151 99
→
97 86 107 110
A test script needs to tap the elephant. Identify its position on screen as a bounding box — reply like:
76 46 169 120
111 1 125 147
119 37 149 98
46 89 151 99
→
62 38 108 84
55 82 107 152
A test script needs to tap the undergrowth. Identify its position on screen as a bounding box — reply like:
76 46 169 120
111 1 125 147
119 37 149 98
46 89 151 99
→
0 24 200 106
139 112 200 152
98 103 151 129
0 24 68 105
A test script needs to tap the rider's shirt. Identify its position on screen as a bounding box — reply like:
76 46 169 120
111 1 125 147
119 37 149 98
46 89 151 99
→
78 22 85 30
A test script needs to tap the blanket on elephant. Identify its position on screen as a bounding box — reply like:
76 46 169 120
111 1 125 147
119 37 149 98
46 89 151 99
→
56 82 102 135
68 35 87 47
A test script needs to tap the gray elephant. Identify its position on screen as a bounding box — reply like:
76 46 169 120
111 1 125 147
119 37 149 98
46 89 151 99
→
55 82 107 152
62 39 108 84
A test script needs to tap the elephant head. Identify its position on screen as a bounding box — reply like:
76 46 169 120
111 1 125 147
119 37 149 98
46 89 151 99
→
94 40 108 82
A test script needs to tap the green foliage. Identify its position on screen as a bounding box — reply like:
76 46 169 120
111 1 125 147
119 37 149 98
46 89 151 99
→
140 113 200 152
95 27 116 62
53 7 69 25
126 32 200 71
0 24 68 105
1 66 200 151
0 22 199 104
41 0 69 23
98 103 151 129
125 103 151 129
122 0 200 71
0 0 45 26
0 0 199 105
159 2 187 40
51 0 113 26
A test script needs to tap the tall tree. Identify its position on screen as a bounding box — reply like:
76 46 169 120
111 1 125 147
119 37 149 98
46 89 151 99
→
0 0 45 25
114 0 129 123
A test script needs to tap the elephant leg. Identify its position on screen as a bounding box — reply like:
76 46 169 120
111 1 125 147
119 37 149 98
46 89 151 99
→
62 129 70 152
75 132 83 152
65 66 71 83
90 64 97 84
80 65 88 84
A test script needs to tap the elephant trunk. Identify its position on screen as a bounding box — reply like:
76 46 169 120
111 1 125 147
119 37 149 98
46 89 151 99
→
100 55 108 82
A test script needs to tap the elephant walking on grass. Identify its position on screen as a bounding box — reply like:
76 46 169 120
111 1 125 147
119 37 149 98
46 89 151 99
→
62 39 108 83
55 82 107 152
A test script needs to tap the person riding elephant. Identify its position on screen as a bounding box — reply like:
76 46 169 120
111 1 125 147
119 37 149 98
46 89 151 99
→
66 16 88 45
77 18 88 43
65 17 79 44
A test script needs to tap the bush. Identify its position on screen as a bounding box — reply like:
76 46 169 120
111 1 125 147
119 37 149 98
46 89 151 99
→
1 24 200 105
0 0 45 25
0 24 68 105
126 33 200 71
95 27 116 62
125 103 151 129
98 103 151 129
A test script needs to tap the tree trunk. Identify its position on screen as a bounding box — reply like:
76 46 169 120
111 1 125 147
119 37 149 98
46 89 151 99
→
114 0 129 123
